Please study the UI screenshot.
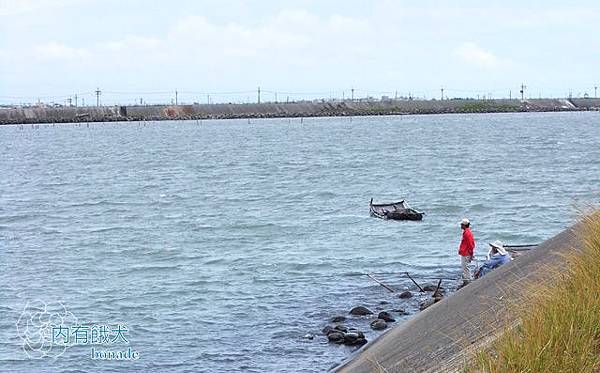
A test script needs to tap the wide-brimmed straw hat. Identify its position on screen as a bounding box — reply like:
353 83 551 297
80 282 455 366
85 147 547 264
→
489 240 507 255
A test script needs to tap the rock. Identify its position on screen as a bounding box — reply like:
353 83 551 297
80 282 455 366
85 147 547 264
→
378 311 396 322
398 291 413 299
334 325 349 333
331 315 346 323
392 308 408 315
343 332 359 343
353 337 368 346
379 300 390 305
419 299 436 311
423 283 445 292
349 306 373 316
370 319 387 330
322 326 335 335
303 333 314 340
327 331 345 344
348 328 365 339
344 332 368 346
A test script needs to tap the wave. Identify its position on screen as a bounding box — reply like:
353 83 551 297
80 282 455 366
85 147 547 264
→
61 200 148 208
83 226 130 233
126 264 183 273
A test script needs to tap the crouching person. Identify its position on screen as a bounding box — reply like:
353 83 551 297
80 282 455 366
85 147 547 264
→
475 241 511 278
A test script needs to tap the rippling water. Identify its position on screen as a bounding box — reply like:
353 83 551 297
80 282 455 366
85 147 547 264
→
1 112 599 372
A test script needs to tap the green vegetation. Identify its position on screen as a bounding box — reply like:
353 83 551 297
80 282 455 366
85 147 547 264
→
475 212 600 372
460 102 519 112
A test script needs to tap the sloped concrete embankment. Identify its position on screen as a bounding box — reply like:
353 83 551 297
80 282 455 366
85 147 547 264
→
334 224 583 373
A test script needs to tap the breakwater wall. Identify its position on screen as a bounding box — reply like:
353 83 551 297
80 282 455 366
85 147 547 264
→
1 98 599 125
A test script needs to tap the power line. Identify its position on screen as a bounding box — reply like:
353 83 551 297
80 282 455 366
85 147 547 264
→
2 85 597 106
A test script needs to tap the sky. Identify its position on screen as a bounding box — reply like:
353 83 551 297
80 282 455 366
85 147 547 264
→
1 0 599 105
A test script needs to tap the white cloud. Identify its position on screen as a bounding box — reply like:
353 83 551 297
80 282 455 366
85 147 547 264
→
103 35 161 51
33 42 90 60
166 11 320 58
453 42 500 68
3 2 598 101
0 0 80 16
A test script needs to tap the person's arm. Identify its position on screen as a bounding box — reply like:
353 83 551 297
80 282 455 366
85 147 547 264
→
467 230 475 256
486 255 504 269
459 232 467 254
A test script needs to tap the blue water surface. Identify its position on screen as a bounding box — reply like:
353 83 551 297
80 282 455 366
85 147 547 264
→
0 112 598 372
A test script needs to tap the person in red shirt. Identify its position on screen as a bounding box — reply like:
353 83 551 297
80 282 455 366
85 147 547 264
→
458 218 475 283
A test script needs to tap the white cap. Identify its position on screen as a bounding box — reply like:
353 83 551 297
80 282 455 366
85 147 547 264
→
460 218 470 225
489 240 507 255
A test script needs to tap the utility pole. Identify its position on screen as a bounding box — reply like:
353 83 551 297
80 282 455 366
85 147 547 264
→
509 90 512 100
82 98 86 106
95 87 101 107
175 90 178 105
520 83 526 101
595 86 598 98
67 97 72 106
394 90 398 100
74 94 78 107
257 86 261 104
440 87 444 100
207 94 210 104
351 88 355 101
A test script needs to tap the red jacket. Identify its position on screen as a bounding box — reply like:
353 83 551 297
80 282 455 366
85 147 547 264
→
459 228 475 256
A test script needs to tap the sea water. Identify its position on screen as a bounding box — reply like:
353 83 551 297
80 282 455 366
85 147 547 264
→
0 112 599 372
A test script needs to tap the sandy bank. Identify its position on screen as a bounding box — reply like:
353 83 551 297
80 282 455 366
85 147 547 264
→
334 224 583 372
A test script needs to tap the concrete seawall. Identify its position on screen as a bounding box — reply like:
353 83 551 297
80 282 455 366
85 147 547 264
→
1 98 599 124
334 223 583 372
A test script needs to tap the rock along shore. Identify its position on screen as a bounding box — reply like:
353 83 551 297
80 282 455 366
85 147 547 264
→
1 98 599 125
333 223 584 373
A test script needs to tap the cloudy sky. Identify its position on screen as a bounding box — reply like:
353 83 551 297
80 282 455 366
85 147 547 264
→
1 0 599 105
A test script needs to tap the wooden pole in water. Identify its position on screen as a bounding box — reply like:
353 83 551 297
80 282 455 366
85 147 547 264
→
405 272 425 292
367 273 395 293
433 279 442 297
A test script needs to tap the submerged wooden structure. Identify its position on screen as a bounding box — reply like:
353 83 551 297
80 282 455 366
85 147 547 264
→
369 198 424 221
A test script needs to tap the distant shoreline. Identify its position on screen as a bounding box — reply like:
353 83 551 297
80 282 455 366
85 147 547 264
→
1 98 599 125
